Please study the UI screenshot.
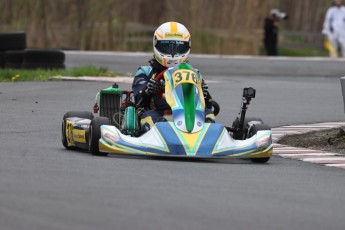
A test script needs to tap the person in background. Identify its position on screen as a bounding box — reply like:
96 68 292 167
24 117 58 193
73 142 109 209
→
322 0 345 58
263 9 288 56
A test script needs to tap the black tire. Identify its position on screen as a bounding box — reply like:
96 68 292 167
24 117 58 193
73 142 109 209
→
62 111 94 150
5 50 24 69
0 32 26 51
212 100 220 116
23 49 65 64
0 51 5 68
89 117 110 156
22 62 65 70
5 50 24 63
247 123 271 163
251 157 270 163
232 117 263 140
5 62 22 69
247 124 271 137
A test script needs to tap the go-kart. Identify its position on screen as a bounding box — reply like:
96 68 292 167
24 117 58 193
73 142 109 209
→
61 63 272 163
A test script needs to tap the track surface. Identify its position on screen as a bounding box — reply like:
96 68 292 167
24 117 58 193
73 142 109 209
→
1 53 345 230
65 51 345 77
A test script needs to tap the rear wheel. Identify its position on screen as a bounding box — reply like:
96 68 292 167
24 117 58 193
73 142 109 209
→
62 111 94 150
89 117 110 156
247 123 271 163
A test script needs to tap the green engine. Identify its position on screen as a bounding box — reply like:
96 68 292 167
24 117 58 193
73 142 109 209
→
94 83 139 136
95 83 123 127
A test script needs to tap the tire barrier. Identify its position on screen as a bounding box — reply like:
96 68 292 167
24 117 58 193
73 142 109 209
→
0 51 5 68
0 32 26 51
22 49 65 69
0 32 65 69
4 50 24 69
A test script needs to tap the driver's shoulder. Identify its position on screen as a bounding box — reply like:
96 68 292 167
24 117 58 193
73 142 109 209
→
194 68 200 74
135 66 153 77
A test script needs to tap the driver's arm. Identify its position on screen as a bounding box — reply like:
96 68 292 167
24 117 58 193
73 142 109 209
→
132 69 150 109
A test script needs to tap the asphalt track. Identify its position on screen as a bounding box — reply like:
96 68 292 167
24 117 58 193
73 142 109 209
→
1 53 345 230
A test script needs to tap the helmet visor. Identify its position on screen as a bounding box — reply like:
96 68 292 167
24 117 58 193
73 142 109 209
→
155 40 190 56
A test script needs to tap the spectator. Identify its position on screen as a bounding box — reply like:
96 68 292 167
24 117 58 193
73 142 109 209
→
263 9 287 56
322 0 345 58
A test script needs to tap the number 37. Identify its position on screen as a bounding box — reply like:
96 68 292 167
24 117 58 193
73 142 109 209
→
174 70 198 85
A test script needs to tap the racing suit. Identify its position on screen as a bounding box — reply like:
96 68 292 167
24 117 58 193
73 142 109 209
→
322 5 345 57
132 58 215 131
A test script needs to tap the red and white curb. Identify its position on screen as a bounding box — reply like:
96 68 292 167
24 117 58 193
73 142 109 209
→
272 122 345 170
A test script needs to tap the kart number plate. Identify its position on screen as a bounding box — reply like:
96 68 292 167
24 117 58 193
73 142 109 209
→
173 70 198 87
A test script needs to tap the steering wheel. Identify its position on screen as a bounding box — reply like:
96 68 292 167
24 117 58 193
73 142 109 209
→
154 70 167 98
155 69 167 81
157 69 220 116
212 100 220 116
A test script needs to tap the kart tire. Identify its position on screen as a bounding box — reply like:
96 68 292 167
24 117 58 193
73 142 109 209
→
0 32 26 51
212 100 220 116
247 123 271 164
89 117 110 156
62 111 94 150
251 157 270 163
232 117 263 140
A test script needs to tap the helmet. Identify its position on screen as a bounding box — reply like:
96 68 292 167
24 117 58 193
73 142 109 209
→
153 22 191 68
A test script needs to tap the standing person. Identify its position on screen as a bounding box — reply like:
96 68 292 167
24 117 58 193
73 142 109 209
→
132 22 215 132
322 0 345 58
263 9 287 56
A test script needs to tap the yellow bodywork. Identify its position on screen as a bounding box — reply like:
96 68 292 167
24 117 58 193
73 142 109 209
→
65 120 86 147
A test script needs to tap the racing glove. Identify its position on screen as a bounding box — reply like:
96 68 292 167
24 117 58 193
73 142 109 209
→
145 78 161 95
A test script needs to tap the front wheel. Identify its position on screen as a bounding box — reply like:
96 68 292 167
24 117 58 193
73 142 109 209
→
247 123 271 164
89 117 110 156
251 157 270 163
232 117 263 140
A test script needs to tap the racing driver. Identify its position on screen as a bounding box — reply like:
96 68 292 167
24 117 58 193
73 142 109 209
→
132 22 215 131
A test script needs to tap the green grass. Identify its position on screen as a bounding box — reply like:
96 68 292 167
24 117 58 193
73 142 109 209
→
0 66 124 82
278 47 328 57
259 46 328 57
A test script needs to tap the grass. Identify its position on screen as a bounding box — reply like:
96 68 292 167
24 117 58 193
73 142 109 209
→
278 47 328 57
0 66 124 82
259 46 328 57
